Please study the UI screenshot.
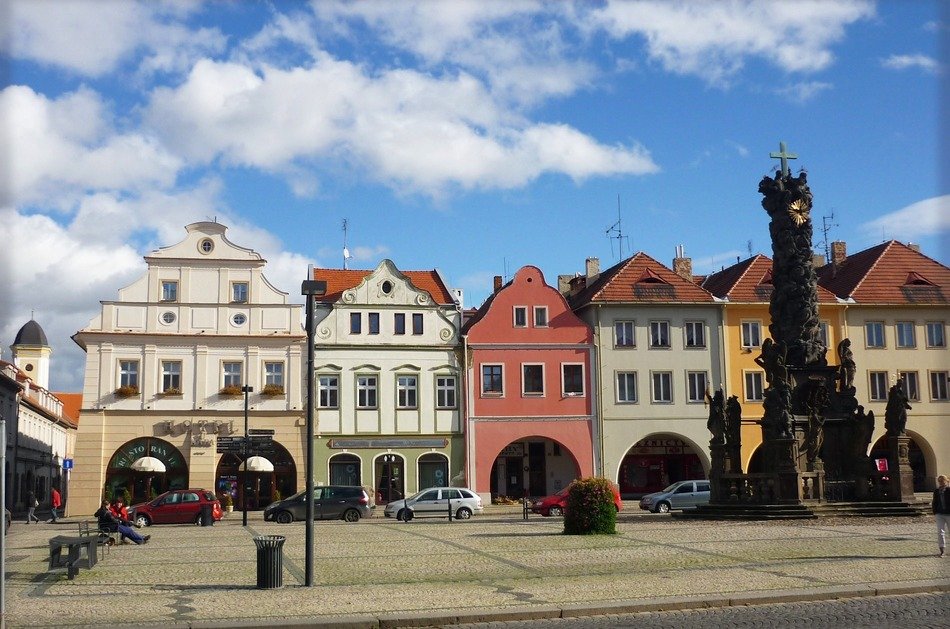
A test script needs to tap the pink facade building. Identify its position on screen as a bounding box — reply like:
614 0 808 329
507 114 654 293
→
462 266 596 501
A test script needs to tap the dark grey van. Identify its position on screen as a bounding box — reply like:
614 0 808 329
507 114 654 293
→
638 480 711 513
263 486 374 523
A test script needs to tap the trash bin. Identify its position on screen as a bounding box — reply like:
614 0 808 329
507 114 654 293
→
200 504 214 527
253 535 285 589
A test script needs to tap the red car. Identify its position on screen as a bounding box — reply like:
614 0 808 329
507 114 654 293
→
129 489 223 526
531 484 623 517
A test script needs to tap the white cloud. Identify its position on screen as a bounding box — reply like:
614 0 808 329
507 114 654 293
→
774 81 834 104
6 0 225 77
144 58 658 197
859 196 950 243
882 54 941 74
583 0 874 86
0 86 182 206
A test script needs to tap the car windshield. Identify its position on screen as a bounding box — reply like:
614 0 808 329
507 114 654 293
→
661 483 684 493
404 490 428 501
555 487 570 497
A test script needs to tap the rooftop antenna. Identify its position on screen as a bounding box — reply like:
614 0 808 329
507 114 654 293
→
820 210 838 260
342 219 351 270
606 195 631 260
746 240 753 258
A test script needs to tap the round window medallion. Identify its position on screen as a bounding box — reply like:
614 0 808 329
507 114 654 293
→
232 313 247 326
25 364 34 372
161 311 176 324
381 280 393 295
199 238 214 254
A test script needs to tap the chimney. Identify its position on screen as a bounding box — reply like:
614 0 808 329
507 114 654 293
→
811 253 826 268
557 274 573 296
672 245 693 281
585 257 600 280
907 242 920 252
831 241 847 266
493 275 503 293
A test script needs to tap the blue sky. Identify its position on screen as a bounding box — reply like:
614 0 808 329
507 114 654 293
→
1 0 946 391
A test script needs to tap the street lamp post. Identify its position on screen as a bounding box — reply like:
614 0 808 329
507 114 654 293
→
242 385 253 527
301 278 327 587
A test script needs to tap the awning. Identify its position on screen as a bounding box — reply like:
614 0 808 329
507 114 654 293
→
131 456 167 473
239 456 274 472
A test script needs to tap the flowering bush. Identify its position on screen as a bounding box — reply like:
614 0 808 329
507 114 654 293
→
563 477 617 535
219 385 243 396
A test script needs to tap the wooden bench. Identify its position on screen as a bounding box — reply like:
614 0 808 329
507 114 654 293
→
48 535 98 579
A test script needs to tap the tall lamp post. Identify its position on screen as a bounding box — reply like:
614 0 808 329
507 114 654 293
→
241 384 253 527
301 278 327 587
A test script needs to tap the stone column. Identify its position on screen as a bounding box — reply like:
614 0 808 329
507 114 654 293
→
887 435 916 502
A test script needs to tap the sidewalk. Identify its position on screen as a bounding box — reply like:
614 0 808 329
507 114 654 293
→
2 510 946 628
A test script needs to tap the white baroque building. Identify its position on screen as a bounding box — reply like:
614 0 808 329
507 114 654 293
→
68 222 304 515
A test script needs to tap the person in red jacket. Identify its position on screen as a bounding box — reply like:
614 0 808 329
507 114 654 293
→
47 487 62 523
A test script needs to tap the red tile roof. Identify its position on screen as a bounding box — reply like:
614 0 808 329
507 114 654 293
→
54 392 83 426
702 255 839 303
570 252 716 305
816 241 950 305
312 266 456 305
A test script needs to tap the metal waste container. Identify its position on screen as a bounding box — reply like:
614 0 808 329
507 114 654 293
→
200 504 214 527
253 535 285 589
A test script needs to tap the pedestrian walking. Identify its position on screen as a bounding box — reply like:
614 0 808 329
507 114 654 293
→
48 487 62 523
25 489 40 524
933 474 949 558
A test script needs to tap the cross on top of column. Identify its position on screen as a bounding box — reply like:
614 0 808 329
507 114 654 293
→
770 141 798 177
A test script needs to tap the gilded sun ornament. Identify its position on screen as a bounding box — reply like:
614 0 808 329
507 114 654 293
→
787 198 810 226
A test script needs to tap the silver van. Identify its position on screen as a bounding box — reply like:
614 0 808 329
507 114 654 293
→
383 487 482 521
638 480 711 513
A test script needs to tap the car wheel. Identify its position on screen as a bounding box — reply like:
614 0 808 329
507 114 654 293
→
342 509 360 523
194 514 203 525
398 509 413 522
135 515 150 528
455 507 472 520
548 506 563 517
655 502 671 514
276 511 293 524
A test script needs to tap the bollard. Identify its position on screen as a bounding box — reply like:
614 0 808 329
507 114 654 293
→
253 535 285 589
200 503 214 527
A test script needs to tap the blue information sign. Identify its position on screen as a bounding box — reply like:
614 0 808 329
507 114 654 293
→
63 458 74 470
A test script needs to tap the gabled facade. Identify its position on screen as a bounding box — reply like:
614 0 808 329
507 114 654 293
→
311 260 462 503
702 255 846 471
463 266 595 502
69 222 304 515
568 253 722 498
817 240 949 490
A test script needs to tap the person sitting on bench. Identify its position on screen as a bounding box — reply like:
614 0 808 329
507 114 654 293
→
94 500 149 545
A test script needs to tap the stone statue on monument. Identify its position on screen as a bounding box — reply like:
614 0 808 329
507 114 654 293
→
837 338 856 392
884 378 911 436
706 388 726 445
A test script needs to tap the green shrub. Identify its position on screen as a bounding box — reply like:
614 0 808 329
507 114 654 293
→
563 477 617 535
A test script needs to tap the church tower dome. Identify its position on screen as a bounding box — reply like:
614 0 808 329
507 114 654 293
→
11 318 52 389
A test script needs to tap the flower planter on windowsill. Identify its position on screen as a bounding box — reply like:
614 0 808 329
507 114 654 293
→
114 386 139 398
159 388 182 397
260 385 285 397
219 386 243 397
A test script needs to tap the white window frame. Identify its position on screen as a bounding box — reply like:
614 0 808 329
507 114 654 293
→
161 360 182 393
561 363 584 397
396 374 418 409
650 371 673 404
435 375 457 409
161 280 178 302
865 321 885 348
534 306 549 328
926 321 946 348
741 321 762 349
119 360 139 389
231 281 249 304
264 362 284 388
513 306 528 328
522 363 545 396
616 371 638 403
744 371 764 402
868 371 888 401
318 374 339 408
686 370 708 403
895 321 916 348
481 364 504 396
649 320 671 349
356 375 378 409
222 361 243 388
615 320 635 348
930 371 949 401
684 320 706 349
818 320 830 348
898 371 920 402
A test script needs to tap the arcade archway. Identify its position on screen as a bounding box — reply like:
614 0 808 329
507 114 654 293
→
869 433 930 492
105 437 188 504
489 437 580 499
617 434 706 498
215 440 296 510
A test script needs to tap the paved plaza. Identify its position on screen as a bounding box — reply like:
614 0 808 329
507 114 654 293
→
2 507 947 628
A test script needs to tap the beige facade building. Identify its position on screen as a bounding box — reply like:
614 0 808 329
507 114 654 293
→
68 222 304 516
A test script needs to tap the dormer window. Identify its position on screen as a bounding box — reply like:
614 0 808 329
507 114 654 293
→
513 307 527 328
534 306 548 327
161 281 178 302
232 282 248 303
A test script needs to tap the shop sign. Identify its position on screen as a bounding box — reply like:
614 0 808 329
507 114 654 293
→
328 438 448 449
111 439 184 469
498 443 524 457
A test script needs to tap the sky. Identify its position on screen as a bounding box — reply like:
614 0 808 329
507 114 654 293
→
1 0 947 392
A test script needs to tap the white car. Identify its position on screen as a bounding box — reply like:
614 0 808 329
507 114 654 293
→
383 487 483 521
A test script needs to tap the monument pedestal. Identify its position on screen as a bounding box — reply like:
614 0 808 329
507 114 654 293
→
766 437 803 504
888 435 916 502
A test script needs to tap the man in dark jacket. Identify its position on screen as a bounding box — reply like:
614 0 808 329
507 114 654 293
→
94 500 149 545
934 475 948 558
